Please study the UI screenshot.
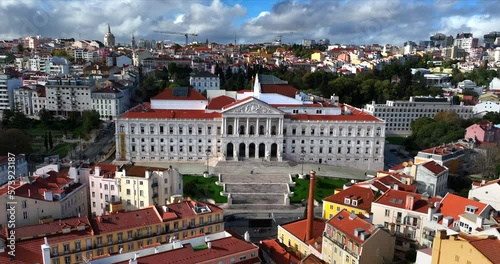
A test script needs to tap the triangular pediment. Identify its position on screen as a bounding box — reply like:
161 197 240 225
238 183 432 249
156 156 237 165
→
222 97 283 115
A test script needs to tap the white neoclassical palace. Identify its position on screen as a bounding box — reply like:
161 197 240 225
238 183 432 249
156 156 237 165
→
115 75 385 170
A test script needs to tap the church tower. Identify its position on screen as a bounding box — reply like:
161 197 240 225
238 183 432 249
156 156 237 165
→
131 34 136 49
104 24 115 48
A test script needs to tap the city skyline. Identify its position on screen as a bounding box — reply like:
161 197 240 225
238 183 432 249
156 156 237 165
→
0 0 499 46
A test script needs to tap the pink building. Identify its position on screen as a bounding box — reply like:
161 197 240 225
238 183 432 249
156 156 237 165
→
465 122 500 143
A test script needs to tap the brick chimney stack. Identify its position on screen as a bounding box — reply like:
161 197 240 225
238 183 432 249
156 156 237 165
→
305 170 316 242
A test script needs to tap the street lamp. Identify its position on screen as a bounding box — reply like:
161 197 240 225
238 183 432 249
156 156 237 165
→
300 150 306 176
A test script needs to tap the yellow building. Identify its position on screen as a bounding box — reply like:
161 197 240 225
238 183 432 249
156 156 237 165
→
311 51 325 62
0 200 224 264
322 186 374 220
322 210 395 264
431 230 500 264
277 218 326 259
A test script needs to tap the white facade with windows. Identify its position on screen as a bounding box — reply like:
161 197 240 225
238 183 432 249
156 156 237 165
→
189 71 220 93
0 71 22 113
364 97 473 136
45 78 94 115
88 165 120 216
91 87 130 121
115 76 385 170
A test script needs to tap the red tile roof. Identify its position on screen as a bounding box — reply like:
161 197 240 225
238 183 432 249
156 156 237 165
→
207 95 235 110
438 193 489 227
121 103 222 119
301 254 326 264
114 235 258 264
261 84 299 98
259 239 301 264
280 218 326 244
0 178 24 196
373 189 441 214
285 113 380 122
460 234 500 263
323 186 374 212
421 161 447 175
165 200 223 219
13 169 82 200
373 174 417 193
326 210 378 245
152 87 206 100
419 143 468 156
0 237 45 263
221 96 253 110
93 206 163 235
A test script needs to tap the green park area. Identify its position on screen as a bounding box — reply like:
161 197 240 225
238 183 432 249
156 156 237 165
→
183 175 228 203
290 176 348 203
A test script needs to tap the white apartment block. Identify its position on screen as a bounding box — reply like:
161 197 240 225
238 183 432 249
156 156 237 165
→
91 86 130 121
45 78 94 115
0 164 88 228
413 161 449 197
14 85 47 118
0 71 22 114
115 75 385 171
87 164 120 216
86 164 183 214
474 100 500 115
364 96 473 136
469 179 500 211
74 49 99 62
189 71 220 93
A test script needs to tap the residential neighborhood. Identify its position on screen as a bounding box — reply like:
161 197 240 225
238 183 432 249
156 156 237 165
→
1 1 500 264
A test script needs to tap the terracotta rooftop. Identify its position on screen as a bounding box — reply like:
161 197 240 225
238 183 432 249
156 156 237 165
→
13 169 82 201
0 237 45 263
206 95 236 110
121 103 221 119
93 163 117 178
121 164 168 177
221 96 253 110
323 186 374 212
151 87 206 101
165 200 223 219
302 250 326 263
459 233 500 263
114 234 258 264
93 206 163 235
326 209 379 245
7 216 92 240
419 143 468 156
421 160 447 175
438 193 489 227
280 218 326 244
373 189 441 214
259 239 301 264
284 113 380 122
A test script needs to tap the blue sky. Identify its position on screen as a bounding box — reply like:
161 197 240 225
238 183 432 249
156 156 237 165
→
0 0 499 45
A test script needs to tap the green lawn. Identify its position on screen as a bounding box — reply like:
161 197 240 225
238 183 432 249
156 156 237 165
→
183 175 227 203
290 176 347 203
48 143 77 159
386 136 407 145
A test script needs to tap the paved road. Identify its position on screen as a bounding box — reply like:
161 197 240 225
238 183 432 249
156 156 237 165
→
69 123 115 162
384 143 413 170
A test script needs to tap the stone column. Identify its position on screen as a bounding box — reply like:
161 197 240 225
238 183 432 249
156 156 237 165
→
245 143 249 159
222 118 226 135
233 118 237 135
236 118 240 135
278 118 282 135
256 118 259 136
266 118 270 135
246 118 249 135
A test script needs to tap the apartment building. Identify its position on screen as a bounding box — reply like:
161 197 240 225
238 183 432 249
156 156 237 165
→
469 179 500 210
87 231 260 264
465 122 500 144
364 96 473 136
421 193 496 248
322 186 374 220
189 71 220 94
74 49 99 62
116 75 385 170
14 84 47 118
413 161 449 197
91 86 130 121
322 210 395 264
371 189 441 250
45 77 94 116
85 163 183 215
0 69 22 114
414 143 470 174
0 167 88 228
0 154 28 186
0 200 224 264
430 231 500 264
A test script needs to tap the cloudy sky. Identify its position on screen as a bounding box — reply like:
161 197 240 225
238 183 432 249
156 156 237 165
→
0 0 499 46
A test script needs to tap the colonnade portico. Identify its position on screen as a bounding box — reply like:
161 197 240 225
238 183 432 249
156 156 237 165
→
221 115 284 161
